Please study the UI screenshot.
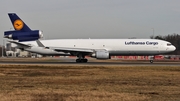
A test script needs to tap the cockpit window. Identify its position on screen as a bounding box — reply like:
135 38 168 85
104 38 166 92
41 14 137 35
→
167 43 172 46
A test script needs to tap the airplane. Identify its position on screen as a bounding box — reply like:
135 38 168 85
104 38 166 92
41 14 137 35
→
5 13 176 63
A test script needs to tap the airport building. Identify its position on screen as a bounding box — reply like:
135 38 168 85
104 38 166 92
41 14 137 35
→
5 42 42 58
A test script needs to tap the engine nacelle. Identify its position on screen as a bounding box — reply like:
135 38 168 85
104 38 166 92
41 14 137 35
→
91 50 110 59
4 30 43 42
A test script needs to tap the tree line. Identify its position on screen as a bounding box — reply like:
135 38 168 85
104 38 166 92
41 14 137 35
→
150 33 180 55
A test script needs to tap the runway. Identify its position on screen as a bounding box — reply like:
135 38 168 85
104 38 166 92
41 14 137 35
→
0 57 180 66
1 60 180 66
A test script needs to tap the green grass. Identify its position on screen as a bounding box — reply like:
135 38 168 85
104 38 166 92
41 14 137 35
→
0 64 180 101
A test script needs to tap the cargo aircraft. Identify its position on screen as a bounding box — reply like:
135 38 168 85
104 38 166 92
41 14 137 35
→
5 13 176 63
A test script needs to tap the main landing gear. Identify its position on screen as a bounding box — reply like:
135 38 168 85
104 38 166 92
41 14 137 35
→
76 54 88 63
76 59 88 63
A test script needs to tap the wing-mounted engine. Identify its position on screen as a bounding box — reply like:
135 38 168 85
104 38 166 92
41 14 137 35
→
4 30 43 42
91 50 110 59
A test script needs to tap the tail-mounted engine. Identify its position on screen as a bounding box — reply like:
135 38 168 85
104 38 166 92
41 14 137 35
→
4 30 43 42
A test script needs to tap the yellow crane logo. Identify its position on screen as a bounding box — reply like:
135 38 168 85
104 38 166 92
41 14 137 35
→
13 19 24 30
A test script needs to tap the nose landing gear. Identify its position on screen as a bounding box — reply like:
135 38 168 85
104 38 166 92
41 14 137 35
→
149 56 154 63
150 60 153 63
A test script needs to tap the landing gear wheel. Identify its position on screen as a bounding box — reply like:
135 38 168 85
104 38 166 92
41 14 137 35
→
76 59 80 63
150 60 153 63
76 59 88 63
76 54 88 63
83 59 88 63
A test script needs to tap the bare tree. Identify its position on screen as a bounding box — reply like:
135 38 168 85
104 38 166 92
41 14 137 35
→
150 33 180 55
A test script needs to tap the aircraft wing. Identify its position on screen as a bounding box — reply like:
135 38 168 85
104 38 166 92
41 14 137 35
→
35 40 94 53
52 47 94 53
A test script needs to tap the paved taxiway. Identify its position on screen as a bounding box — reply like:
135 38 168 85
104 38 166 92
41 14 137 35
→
0 57 180 66
1 61 180 66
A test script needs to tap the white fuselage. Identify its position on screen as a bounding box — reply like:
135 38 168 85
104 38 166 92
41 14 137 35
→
21 39 176 56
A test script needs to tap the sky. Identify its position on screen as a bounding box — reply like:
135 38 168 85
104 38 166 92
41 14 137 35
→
0 0 180 44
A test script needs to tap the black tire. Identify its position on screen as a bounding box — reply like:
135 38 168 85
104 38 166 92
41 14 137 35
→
150 60 153 63
76 59 88 63
76 59 80 63
83 59 88 63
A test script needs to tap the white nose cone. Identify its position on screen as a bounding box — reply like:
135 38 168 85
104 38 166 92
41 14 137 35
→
172 45 176 51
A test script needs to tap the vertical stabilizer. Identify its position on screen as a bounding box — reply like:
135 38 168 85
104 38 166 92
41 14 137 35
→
4 13 43 42
8 13 31 32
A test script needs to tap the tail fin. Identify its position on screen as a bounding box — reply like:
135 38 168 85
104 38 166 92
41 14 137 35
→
8 13 31 32
5 13 43 42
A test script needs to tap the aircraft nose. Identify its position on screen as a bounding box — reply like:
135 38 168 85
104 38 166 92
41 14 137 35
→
171 45 176 51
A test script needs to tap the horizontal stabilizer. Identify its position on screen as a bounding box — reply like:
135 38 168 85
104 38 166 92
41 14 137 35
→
8 40 31 48
36 40 45 47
